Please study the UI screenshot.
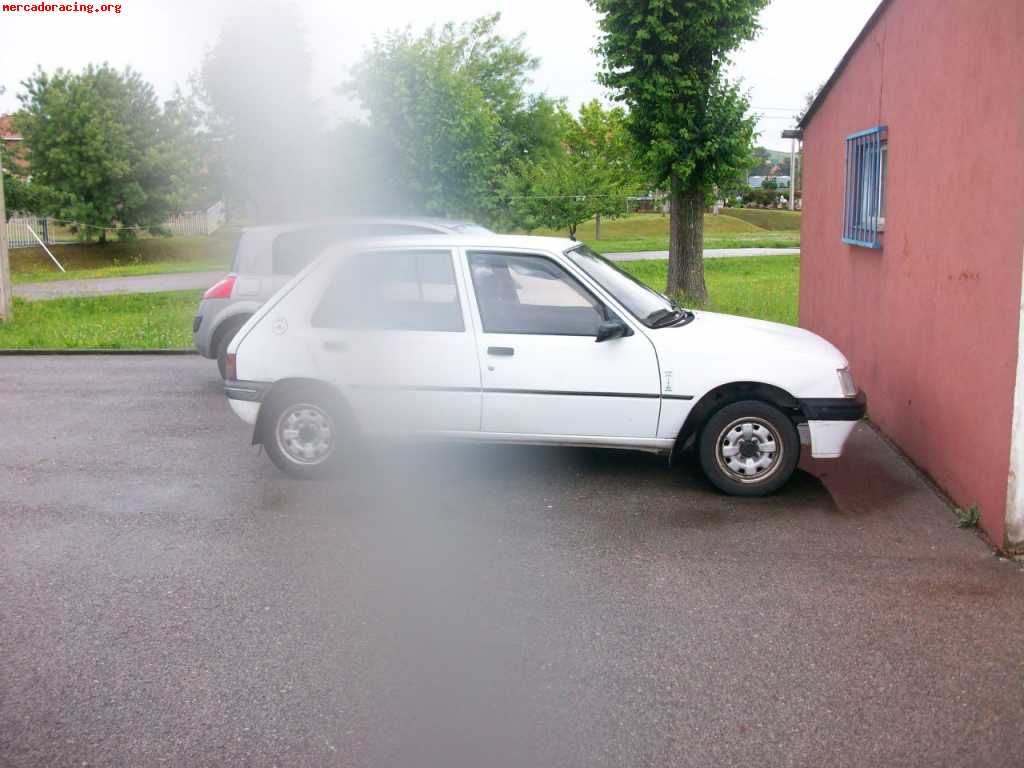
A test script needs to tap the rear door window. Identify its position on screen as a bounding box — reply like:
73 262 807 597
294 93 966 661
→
312 250 464 332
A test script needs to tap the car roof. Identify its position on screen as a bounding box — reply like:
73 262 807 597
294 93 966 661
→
239 216 488 237
324 233 581 253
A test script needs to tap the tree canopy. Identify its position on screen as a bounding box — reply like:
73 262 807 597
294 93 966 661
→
508 100 642 239
15 64 192 241
589 0 769 300
197 3 324 220
344 14 561 223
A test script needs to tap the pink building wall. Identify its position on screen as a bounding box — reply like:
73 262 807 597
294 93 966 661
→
799 0 1024 546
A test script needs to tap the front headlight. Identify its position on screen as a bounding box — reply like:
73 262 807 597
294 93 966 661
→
838 367 857 398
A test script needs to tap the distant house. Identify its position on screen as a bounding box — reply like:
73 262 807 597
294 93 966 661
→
0 114 27 169
797 0 1024 552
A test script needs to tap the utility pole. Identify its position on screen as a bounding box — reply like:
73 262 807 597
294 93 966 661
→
782 128 803 213
0 149 12 322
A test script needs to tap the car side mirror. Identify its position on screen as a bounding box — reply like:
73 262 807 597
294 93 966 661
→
595 318 631 343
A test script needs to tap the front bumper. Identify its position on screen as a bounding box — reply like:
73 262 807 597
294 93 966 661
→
798 390 867 421
797 391 866 459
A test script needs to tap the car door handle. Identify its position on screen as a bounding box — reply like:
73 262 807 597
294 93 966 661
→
322 340 348 353
487 346 515 357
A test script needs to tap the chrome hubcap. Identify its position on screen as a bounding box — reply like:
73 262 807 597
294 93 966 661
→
276 404 334 465
716 417 782 483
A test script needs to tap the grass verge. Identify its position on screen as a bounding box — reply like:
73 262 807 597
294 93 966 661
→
10 228 239 284
590 231 800 254
715 208 802 231
0 290 201 349
617 254 800 326
525 212 764 241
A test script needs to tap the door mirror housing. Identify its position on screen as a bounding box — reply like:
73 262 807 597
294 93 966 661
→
595 318 632 343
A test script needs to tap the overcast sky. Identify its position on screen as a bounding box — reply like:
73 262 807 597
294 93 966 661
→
0 0 880 151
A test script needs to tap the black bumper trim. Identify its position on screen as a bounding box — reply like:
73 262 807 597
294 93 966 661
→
192 314 203 333
798 391 867 421
224 380 270 402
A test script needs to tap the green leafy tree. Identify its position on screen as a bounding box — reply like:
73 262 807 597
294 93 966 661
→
198 4 323 221
1 137 65 215
345 14 561 222
589 0 769 301
508 100 642 239
16 65 190 242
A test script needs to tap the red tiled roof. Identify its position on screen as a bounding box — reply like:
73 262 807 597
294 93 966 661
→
0 114 23 141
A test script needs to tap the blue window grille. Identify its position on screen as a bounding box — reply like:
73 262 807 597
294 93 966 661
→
843 126 887 248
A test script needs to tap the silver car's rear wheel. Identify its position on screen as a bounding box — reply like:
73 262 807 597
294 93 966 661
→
715 417 783 483
275 403 335 466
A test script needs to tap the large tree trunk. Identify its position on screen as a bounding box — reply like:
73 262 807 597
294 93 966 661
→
666 184 707 303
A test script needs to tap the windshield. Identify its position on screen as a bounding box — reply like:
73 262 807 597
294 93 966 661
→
565 244 689 328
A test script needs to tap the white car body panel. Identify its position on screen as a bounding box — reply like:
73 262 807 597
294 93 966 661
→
226 235 862 463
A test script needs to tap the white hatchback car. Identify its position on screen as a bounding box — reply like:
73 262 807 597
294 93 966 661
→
224 235 864 495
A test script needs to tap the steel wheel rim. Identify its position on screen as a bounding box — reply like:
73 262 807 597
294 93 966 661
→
276 403 335 466
715 416 783 484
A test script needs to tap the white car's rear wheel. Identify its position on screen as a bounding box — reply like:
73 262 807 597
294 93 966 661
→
698 400 800 496
276 403 335 467
262 387 346 480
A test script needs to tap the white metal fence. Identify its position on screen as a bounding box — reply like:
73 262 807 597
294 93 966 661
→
5 200 227 248
5 217 71 248
164 201 227 237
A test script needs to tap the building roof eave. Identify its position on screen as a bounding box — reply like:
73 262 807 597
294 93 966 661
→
797 0 894 130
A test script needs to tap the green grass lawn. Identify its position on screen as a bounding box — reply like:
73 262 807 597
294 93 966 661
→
0 254 798 349
10 228 239 284
592 231 801 254
618 254 800 326
523 212 800 254
0 290 201 349
526 212 761 240
715 208 802 231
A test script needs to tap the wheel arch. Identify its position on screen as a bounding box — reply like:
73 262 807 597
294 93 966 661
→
671 381 802 462
211 311 255 360
252 378 352 446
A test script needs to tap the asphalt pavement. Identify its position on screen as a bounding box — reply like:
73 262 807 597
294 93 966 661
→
13 271 224 300
1 355 1022 768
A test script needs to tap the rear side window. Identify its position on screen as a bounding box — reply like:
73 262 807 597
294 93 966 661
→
312 250 464 332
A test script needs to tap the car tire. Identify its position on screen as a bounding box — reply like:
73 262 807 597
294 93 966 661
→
260 386 348 480
698 400 800 496
215 318 249 379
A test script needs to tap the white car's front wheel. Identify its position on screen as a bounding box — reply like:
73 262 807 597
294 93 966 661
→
698 400 800 496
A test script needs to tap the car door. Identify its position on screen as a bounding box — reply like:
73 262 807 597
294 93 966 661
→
463 248 661 439
310 247 481 436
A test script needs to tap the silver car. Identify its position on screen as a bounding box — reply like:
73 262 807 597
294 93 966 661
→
192 217 492 376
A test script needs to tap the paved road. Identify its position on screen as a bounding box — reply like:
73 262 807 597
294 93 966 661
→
1 356 1022 768
13 271 223 300
612 247 800 262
